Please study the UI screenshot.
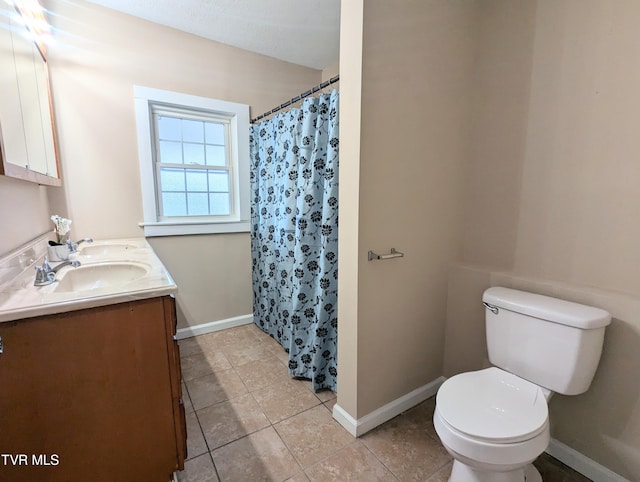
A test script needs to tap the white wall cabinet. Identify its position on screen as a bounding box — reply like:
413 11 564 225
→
0 7 60 186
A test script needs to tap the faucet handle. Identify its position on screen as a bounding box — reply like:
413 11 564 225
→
66 239 78 253
42 257 53 272
34 264 55 286
34 265 46 282
66 238 92 253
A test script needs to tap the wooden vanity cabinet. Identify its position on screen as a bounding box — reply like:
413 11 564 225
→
0 295 186 482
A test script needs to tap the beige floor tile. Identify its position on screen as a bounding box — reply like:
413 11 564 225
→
250 323 277 343
235 354 290 391
209 324 263 347
297 378 336 402
185 411 208 460
182 382 194 414
404 396 438 440
285 472 310 482
323 398 337 413
178 336 206 358
270 343 292 365
314 388 337 403
212 426 301 481
181 351 232 381
361 413 451 481
197 393 270 450
245 322 265 333
305 441 398 482
195 331 225 348
221 340 274 367
258 330 287 351
252 378 322 424
425 461 453 482
275 405 354 468
185 369 248 410
177 453 219 482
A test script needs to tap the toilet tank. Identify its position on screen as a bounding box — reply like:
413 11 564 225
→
483 287 611 395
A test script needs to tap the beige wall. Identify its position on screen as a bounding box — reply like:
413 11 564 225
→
336 0 363 419
0 177 51 257
445 1 640 478
461 0 537 269
45 0 320 328
322 62 339 83
462 0 640 296
338 0 477 418
514 0 640 296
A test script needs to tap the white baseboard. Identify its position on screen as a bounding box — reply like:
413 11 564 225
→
175 314 253 339
546 438 629 482
332 376 446 437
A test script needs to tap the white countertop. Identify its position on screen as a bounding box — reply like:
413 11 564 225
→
0 238 177 323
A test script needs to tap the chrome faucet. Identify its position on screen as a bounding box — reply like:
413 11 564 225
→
34 257 81 286
66 237 94 253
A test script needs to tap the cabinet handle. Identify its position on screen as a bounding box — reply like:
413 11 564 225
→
0 336 3 354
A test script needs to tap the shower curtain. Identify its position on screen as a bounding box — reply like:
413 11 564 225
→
250 90 339 392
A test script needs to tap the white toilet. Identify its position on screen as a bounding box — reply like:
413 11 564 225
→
434 287 611 482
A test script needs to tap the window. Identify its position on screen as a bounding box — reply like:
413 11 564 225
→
134 86 250 236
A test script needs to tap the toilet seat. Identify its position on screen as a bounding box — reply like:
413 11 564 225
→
437 367 549 444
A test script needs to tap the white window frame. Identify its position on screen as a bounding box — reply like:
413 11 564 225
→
134 86 250 236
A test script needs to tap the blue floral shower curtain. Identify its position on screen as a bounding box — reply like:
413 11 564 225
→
250 90 339 392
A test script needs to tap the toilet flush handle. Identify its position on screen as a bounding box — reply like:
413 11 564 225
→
483 302 499 315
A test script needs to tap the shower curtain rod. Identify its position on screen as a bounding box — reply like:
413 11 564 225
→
250 75 339 124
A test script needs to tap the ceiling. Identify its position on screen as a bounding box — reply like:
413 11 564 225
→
83 0 340 70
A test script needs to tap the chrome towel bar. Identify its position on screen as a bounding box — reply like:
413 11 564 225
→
368 248 404 261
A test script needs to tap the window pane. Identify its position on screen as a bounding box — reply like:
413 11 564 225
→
205 122 225 145
210 193 230 215
162 193 187 216
186 169 208 192
183 143 205 165
208 171 229 192
187 193 209 215
157 116 181 141
183 119 204 143
160 167 185 191
159 141 183 164
206 145 226 166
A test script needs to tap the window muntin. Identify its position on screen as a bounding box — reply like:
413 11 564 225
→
153 109 234 219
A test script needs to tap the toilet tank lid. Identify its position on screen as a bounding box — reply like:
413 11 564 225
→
483 287 611 329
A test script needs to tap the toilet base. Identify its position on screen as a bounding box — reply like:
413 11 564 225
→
448 461 542 482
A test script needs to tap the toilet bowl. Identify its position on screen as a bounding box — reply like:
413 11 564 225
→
434 367 550 482
433 287 611 482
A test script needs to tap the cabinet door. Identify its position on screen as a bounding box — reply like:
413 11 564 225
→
0 19 29 170
0 298 179 482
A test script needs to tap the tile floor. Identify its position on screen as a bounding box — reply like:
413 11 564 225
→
177 324 590 482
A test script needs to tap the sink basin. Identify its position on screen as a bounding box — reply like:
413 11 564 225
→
79 243 140 257
54 262 150 293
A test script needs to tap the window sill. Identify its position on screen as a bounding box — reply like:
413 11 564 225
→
139 220 250 237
